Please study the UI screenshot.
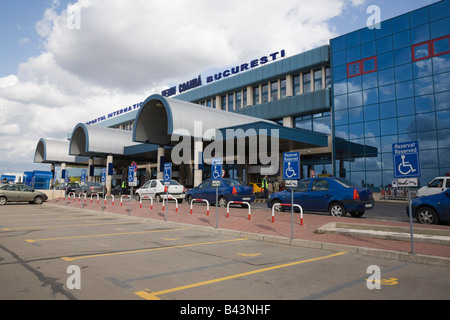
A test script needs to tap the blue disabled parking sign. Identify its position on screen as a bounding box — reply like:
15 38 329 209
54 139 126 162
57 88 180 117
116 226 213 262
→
393 141 421 178
163 163 172 183
283 152 300 180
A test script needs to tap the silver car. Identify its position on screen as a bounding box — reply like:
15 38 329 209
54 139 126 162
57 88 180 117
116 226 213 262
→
0 184 48 205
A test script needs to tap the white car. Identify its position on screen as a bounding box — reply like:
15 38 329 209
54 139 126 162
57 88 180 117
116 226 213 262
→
135 179 185 203
416 176 450 197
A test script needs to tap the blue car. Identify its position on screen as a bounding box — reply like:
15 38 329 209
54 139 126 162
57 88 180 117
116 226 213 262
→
186 178 255 207
406 190 450 224
267 177 374 217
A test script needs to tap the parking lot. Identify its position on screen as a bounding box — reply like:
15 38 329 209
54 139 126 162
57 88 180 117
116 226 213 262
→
1 203 449 306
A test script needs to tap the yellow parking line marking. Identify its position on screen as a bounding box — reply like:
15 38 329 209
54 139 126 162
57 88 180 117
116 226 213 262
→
25 228 187 243
61 238 249 262
2 221 144 231
134 251 347 300
2 216 108 222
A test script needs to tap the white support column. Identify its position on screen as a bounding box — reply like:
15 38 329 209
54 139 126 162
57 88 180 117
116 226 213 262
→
157 147 165 179
106 155 113 195
193 139 203 187
88 158 94 182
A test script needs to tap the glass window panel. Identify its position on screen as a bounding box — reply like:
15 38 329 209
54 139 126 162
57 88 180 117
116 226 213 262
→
348 76 362 92
379 84 396 102
418 130 437 149
437 129 450 148
416 113 437 132
364 103 380 121
314 69 323 91
346 47 361 63
335 125 349 139
335 110 349 126
325 67 331 89
430 17 450 39
280 78 286 99
376 20 392 39
365 120 381 136
253 86 260 105
392 14 410 33
363 88 379 105
261 83 269 103
362 57 377 73
360 27 376 43
377 52 394 70
434 72 450 92
362 72 378 89
396 80 414 99
313 116 331 134
410 7 429 28
346 31 360 48
381 118 398 136
398 115 416 134
236 91 242 108
293 75 301 95
435 91 450 111
361 41 376 59
303 72 311 93
432 53 450 74
271 81 278 101
411 24 431 45
420 149 439 168
333 79 347 95
393 30 411 49
412 42 430 60
333 51 347 66
436 110 450 129
382 154 395 171
378 68 395 86
376 36 393 54
334 95 348 110
414 76 434 96
366 157 382 172
395 63 413 82
348 91 363 108
228 94 234 111
243 90 247 107
394 46 412 65
347 61 361 77
432 37 450 56
399 132 417 143
415 94 435 114
221 95 227 109
413 59 433 78
350 160 365 173
429 0 450 21
349 107 364 123
397 98 415 116
381 136 398 153
295 116 312 131
380 101 397 119
331 36 346 53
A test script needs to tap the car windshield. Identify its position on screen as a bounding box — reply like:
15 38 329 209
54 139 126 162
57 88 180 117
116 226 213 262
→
223 179 244 186
158 180 180 185
334 178 359 188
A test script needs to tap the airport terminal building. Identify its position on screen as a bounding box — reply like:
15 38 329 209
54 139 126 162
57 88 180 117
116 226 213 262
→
35 1 450 193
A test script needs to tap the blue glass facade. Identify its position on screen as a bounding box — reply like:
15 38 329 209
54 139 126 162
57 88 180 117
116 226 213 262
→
331 0 450 188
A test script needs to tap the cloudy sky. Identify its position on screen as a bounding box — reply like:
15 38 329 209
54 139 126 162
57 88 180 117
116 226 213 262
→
0 0 439 175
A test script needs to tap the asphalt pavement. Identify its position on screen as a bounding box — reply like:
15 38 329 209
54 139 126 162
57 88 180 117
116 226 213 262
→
45 197 450 267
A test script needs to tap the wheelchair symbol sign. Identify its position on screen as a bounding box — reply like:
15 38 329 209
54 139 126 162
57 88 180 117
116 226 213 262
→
283 152 300 180
163 163 172 182
211 158 223 180
128 166 135 183
393 141 421 178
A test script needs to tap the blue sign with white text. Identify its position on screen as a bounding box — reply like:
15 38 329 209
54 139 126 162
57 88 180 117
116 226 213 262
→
81 169 86 184
393 141 421 178
163 163 172 182
283 152 300 180
211 158 223 180
101 168 106 183
128 166 135 183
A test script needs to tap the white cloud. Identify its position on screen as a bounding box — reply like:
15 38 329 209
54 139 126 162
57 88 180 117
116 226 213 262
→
0 0 358 174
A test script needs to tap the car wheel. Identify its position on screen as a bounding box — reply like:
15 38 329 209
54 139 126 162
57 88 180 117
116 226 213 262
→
416 207 439 224
349 211 365 218
33 196 43 205
186 195 193 204
135 193 140 201
218 196 227 208
271 200 285 212
329 202 346 217
0 196 6 205
155 194 162 202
